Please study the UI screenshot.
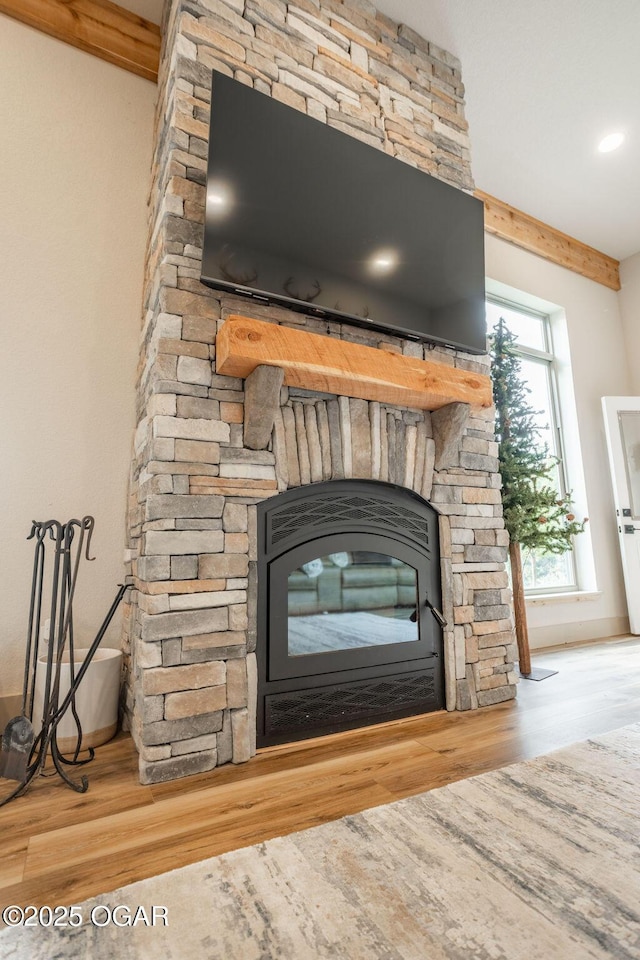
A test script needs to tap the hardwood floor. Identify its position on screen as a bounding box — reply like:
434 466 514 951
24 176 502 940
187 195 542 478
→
1 636 639 909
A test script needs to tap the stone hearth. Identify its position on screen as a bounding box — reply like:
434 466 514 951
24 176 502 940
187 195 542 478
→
121 0 517 784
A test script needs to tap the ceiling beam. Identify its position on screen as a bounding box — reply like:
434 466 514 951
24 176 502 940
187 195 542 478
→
476 189 620 291
0 0 160 82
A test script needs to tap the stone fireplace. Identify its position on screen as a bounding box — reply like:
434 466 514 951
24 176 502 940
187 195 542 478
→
122 0 517 784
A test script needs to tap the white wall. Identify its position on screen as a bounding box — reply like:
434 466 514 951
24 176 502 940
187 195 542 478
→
485 235 632 648
0 17 156 697
619 251 640 394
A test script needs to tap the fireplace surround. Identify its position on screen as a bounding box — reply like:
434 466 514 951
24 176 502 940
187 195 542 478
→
121 0 518 784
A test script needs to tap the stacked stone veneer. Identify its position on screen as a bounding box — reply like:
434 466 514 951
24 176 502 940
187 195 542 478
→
122 0 517 784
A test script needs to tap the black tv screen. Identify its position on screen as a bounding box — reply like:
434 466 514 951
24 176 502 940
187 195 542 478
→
202 71 487 354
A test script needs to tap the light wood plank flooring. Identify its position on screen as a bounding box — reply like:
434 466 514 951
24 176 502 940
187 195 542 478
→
1 636 639 909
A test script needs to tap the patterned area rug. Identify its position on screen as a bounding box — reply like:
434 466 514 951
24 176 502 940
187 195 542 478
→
2 724 639 959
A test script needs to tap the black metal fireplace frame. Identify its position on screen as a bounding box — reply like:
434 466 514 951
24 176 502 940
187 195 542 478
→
256 479 445 747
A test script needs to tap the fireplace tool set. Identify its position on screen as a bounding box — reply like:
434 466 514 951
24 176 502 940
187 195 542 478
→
0 517 128 808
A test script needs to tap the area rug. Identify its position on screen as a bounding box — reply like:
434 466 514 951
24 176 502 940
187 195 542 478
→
2 723 639 959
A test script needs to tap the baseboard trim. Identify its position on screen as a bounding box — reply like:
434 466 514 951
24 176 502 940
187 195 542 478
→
529 616 631 651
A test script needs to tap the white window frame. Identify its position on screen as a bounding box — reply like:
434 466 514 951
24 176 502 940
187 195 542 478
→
487 294 579 594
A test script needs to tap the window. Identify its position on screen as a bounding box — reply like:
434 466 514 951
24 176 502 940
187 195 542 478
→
486 297 577 593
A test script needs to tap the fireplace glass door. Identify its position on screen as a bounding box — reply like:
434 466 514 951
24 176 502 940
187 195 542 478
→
288 550 419 657
268 533 435 682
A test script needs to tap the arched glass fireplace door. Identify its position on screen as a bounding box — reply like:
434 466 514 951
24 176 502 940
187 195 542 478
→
257 480 445 747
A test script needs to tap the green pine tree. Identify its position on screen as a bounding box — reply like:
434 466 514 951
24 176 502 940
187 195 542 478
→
489 317 587 675
490 317 586 551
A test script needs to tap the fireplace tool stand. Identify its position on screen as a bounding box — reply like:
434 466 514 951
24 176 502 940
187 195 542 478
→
0 517 128 808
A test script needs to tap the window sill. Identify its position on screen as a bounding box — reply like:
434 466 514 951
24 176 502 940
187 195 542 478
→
525 591 602 606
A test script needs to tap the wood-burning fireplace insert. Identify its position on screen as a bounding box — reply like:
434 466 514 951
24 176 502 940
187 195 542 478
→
257 480 445 746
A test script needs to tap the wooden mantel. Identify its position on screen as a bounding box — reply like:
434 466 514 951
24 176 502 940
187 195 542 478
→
216 316 493 411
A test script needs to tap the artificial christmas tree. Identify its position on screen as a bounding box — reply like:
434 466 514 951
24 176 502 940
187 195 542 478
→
490 318 586 675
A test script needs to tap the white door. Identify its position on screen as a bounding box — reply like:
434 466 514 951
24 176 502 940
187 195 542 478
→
602 397 640 634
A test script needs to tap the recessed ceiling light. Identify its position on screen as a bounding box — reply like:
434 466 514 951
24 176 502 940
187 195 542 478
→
598 132 625 153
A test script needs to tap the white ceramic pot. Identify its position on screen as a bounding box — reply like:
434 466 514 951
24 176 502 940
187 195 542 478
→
34 647 122 752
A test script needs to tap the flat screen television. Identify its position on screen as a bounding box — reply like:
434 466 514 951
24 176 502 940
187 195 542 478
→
201 71 487 354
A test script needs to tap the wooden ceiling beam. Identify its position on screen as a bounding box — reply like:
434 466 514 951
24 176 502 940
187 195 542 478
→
476 189 620 291
0 0 160 82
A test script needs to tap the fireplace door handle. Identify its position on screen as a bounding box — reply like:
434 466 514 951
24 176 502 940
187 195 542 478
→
424 596 447 629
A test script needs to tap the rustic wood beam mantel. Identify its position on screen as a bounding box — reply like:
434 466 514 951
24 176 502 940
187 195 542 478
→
476 189 621 291
0 0 161 82
216 316 493 412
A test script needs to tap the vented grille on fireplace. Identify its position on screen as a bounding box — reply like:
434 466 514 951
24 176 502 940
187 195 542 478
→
257 480 444 747
265 671 437 739
268 489 430 551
